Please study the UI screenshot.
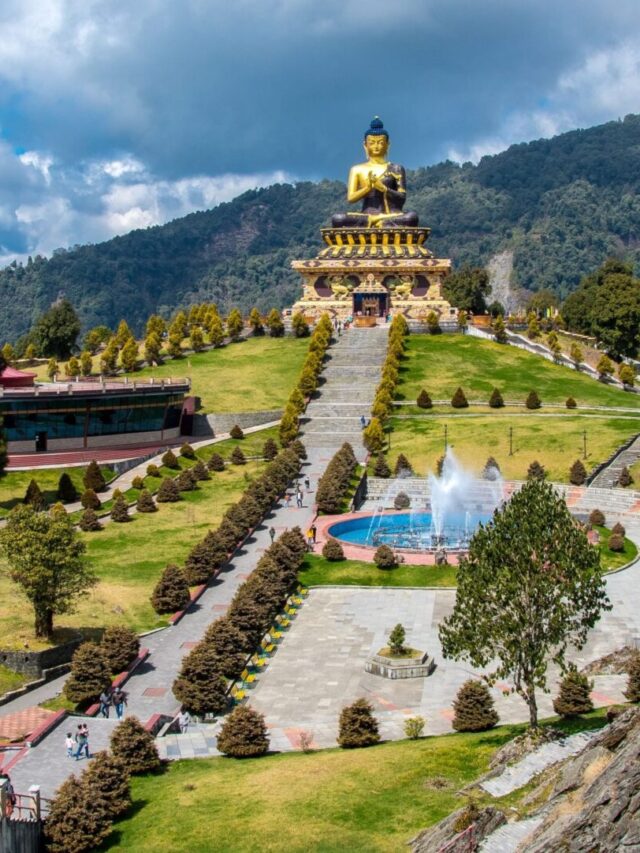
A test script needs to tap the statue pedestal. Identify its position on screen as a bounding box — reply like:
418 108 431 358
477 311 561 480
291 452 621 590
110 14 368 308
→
365 649 436 679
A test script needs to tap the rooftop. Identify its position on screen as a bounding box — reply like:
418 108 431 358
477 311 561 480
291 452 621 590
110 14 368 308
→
0 376 191 399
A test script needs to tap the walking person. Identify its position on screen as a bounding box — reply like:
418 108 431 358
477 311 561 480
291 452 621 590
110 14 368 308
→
304 475 311 491
178 708 191 734
284 492 291 508
2 774 16 817
296 488 303 508
269 526 276 543
310 523 317 545
360 414 366 428
99 688 111 718
113 687 127 720
65 731 75 758
81 723 91 759
74 724 88 761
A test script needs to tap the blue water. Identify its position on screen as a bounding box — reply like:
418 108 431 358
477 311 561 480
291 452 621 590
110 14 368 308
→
328 511 492 550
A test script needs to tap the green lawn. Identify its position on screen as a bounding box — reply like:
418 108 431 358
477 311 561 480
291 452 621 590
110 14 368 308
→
0 465 114 518
386 414 640 483
596 526 638 570
397 335 640 408
299 554 457 587
133 337 309 413
105 712 609 853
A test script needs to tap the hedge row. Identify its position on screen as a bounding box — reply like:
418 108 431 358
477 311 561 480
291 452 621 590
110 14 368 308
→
279 313 334 446
364 315 408 454
315 442 358 514
172 527 308 716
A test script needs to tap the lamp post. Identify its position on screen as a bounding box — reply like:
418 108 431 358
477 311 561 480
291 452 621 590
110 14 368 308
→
509 426 513 457
444 423 448 452
583 429 587 460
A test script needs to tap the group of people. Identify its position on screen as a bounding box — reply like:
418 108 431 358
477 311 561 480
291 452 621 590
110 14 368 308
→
283 476 311 509
65 723 91 761
98 686 127 719
306 524 317 550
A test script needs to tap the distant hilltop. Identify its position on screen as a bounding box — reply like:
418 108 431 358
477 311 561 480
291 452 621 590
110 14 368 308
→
1 114 640 342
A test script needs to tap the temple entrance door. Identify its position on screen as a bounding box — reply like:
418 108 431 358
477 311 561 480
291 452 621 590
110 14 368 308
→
352 292 388 318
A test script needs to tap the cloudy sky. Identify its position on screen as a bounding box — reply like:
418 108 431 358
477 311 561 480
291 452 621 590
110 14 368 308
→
1 0 639 265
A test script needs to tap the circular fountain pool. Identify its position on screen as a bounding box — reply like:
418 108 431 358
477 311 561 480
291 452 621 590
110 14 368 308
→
328 511 492 551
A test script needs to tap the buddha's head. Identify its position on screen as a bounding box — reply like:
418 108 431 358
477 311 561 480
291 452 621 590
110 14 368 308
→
363 116 389 159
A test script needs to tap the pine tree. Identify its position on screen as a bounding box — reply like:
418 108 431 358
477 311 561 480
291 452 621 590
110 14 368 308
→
110 495 130 522
191 459 210 481
267 308 285 337
570 459 587 485
566 396 577 408
451 387 468 408
230 424 244 439
279 408 299 447
624 652 640 703
618 465 633 487
101 625 140 674
263 438 278 460
362 417 384 454
151 564 190 613
492 314 508 343
489 388 504 408
452 680 499 731
394 453 414 476
226 308 244 341
189 326 205 352
47 356 59 380
374 454 391 478
388 624 406 655
115 320 133 348
230 446 246 465
596 354 615 380
172 644 229 716
110 717 161 774
207 452 226 472
527 460 546 481
176 468 197 491
248 307 264 336
322 539 345 561
83 460 106 492
136 489 157 513
482 457 501 481
291 439 307 460
416 389 432 408
589 508 605 527
80 350 93 376
525 390 541 409
184 532 226 585
57 472 79 503
66 355 81 377
24 479 46 511
217 706 270 757
119 336 139 372
64 642 111 704
79 508 103 531
146 463 161 477
553 667 594 717
144 331 161 365
202 617 247 678
45 774 112 853
81 488 101 510
180 442 196 459
156 477 181 502
611 521 626 537
161 448 180 469
338 698 380 748
82 750 131 817
207 314 225 347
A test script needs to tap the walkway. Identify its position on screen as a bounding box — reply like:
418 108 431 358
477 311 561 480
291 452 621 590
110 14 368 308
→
589 433 640 489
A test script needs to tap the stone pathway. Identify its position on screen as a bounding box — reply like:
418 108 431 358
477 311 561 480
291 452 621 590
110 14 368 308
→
479 815 546 853
589 433 640 488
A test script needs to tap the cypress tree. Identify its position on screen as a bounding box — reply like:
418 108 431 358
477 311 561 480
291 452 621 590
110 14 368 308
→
109 717 161 774
161 448 180 469
217 706 270 757
172 644 229 716
79 507 103 531
452 680 499 732
416 389 432 409
136 488 157 513
451 387 468 408
64 642 111 704
83 460 106 492
207 452 226 472
45 775 112 853
101 625 140 674
570 459 587 485
57 472 79 503
338 698 380 748
374 454 391 478
110 495 130 522
553 668 594 717
230 446 246 465
24 479 46 511
151 564 190 613
82 750 131 817
192 459 210 481
527 460 546 481
156 477 181 502
488 388 504 408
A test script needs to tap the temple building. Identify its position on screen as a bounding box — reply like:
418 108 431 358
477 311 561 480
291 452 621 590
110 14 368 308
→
292 117 456 325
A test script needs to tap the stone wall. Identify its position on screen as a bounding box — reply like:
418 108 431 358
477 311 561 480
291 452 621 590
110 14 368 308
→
0 635 83 678
193 409 282 437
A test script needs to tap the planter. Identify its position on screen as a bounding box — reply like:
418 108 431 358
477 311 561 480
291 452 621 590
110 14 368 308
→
354 316 378 328
365 650 436 679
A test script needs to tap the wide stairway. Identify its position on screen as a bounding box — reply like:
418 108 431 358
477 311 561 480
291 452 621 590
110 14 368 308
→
299 325 389 454
588 432 640 489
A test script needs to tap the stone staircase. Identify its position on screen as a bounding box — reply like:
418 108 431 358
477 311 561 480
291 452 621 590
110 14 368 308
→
478 816 545 853
588 433 640 489
299 326 389 454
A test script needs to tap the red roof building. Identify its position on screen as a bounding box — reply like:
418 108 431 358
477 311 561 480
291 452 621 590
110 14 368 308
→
0 366 36 388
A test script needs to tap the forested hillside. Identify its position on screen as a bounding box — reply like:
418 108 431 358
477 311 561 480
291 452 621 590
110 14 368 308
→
2 114 640 342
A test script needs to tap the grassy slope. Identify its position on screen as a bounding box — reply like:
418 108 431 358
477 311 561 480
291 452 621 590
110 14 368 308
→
106 712 609 853
0 465 113 518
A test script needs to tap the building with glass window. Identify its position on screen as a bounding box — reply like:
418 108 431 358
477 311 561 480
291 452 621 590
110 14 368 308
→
0 372 191 454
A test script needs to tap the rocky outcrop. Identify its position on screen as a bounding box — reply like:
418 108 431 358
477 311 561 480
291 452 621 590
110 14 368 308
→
410 805 506 853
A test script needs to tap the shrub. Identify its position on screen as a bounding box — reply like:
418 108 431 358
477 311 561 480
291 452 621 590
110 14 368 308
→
184 533 226 585
624 652 640 702
64 642 111 704
404 716 425 739
374 544 397 569
82 750 131 817
618 465 633 487
611 521 626 537
373 454 391 478
230 424 244 440
362 418 385 454
263 438 278 460
527 460 546 481
416 389 432 409
338 698 380 748
394 453 414 476
217 706 270 757
109 717 161 774
207 452 226 472
79 508 102 531
202 617 247 679
451 387 468 408
191 460 209 481
180 442 196 459
388 623 406 654
146 463 161 477
589 509 605 527
291 439 307 460
553 667 594 716
566 396 577 409
151 564 190 614
394 492 410 509
316 443 358 513
608 533 625 552
488 388 504 408
156 477 181 502
569 459 587 485
230 446 246 465
110 495 130 522
83 460 106 492
136 488 157 513
24 479 46 511
322 539 345 561
45 775 112 853
57 472 79 503
80 488 102 510
176 468 197 491
161 449 180 469
101 625 140 674
452 680 499 732
173 644 229 716
525 390 541 409
482 457 501 481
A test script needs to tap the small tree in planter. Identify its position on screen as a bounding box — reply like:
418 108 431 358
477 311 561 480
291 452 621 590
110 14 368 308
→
230 424 244 439
161 449 180 470
156 477 181 503
101 625 140 674
527 460 546 482
263 438 278 460
322 539 345 561
217 706 270 757
566 396 577 409
553 667 593 717
57 472 79 503
230 446 246 465
373 454 391 478
338 698 380 748
136 489 157 513
624 652 640 703
374 544 397 569
151 564 190 614
207 452 226 472
452 680 499 732
180 442 196 459
525 390 541 410
488 388 504 408
24 479 46 511
394 492 411 509
64 642 111 704
589 508 605 527
388 623 406 655
451 387 468 409
82 750 131 818
110 717 161 774
618 466 633 487
417 389 432 409
110 495 130 522
83 460 106 492
394 453 414 476
79 508 102 531
569 459 587 485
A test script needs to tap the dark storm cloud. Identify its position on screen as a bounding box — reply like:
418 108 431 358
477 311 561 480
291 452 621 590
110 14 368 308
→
0 0 639 259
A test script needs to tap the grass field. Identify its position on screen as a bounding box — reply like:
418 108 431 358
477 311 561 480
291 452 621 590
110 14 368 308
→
386 414 640 482
0 433 273 649
105 712 609 853
396 336 640 408
299 554 457 587
0 465 114 518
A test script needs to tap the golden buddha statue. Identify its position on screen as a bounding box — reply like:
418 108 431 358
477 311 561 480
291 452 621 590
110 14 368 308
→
332 117 419 229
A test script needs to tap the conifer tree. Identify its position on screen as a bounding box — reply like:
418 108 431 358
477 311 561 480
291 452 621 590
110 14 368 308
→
156 478 181 502
230 424 244 439
144 331 162 365
452 680 499 731
266 308 285 337
101 625 140 674
263 437 278 460
596 354 614 380
100 338 119 374
248 307 264 335
176 468 197 491
291 312 310 338
362 417 384 454
136 489 157 513
57 472 79 503
119 336 139 372
553 667 594 717
64 642 111 704
207 452 226 472
191 459 210 481
151 564 190 613
451 387 468 408
618 465 633 487
416 389 432 408
226 308 244 341
47 356 58 380
527 460 546 481
279 408 299 447
24 478 46 510
110 717 161 774
115 320 133 348
217 706 270 757
45 775 112 853
526 390 541 409
322 539 345 561
180 442 196 459
190 326 205 352
489 387 504 408
566 396 577 408
570 459 587 485
110 495 130 522
338 698 380 748
82 750 131 817
374 454 391 478
173 644 229 716
207 314 225 347
388 623 406 655
374 544 397 569
492 314 508 343
166 331 183 358
66 355 81 377
79 507 103 531
80 350 93 376
161 448 180 469
81 488 101 510
230 446 246 465
83 460 106 492
394 453 414 476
